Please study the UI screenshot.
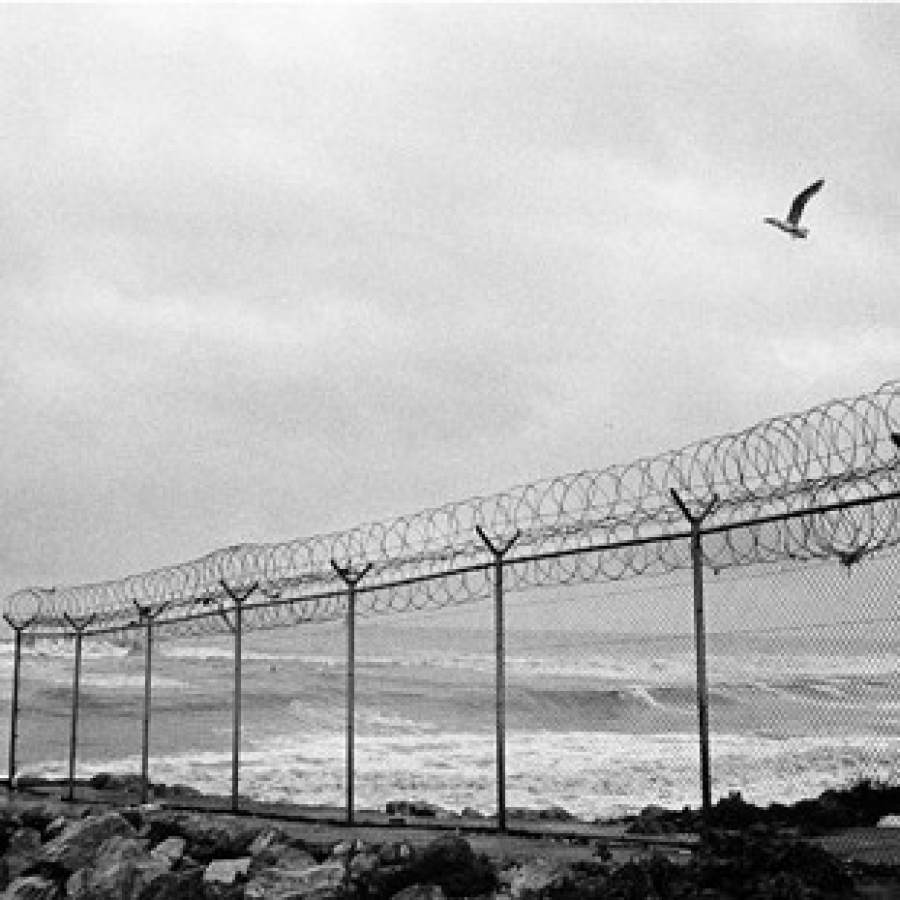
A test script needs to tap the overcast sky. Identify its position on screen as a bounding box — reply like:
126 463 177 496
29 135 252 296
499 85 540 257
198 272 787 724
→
2 4 899 600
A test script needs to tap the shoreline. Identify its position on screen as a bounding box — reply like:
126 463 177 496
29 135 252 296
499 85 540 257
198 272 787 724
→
0 775 898 898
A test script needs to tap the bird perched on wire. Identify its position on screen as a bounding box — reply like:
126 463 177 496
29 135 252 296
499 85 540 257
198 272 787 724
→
764 179 824 239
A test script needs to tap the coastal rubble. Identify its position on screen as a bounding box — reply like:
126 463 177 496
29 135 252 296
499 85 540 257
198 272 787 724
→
0 782 898 898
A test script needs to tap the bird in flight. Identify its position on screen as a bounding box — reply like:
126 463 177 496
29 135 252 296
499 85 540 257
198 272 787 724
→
764 179 824 239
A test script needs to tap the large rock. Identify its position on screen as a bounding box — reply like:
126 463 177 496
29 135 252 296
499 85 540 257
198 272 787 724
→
390 887 447 900
2 875 62 899
42 818 68 842
348 851 381 879
39 811 137 872
0 805 23 833
378 842 413 865
204 857 252 885
153 813 259 863
18 804 62 835
5 827 43 881
88 771 146 794
499 858 570 899
249 843 317 873
243 858 347 900
247 827 284 857
150 836 186 866
65 835 171 900
133 866 204 900
384 800 451 819
407 835 497 899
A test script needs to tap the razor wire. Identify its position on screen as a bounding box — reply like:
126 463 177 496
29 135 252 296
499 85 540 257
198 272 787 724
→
4 378 899 638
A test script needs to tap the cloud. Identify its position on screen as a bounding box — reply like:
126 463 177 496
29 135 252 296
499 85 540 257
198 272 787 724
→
1 5 897 599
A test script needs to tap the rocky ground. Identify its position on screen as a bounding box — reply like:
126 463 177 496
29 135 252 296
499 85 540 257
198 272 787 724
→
0 778 897 898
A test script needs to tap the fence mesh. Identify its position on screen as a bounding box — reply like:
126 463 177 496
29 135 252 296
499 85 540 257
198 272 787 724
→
0 378 898 828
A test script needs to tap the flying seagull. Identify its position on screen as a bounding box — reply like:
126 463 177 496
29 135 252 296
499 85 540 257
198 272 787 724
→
764 179 824 239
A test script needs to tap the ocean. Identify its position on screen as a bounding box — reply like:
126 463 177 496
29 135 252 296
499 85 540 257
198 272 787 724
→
0 607 896 821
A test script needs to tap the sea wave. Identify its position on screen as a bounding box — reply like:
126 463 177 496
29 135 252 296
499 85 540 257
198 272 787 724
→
20 730 898 821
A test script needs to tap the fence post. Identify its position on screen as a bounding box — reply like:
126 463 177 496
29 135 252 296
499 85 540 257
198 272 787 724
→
132 601 172 805
330 560 372 826
670 489 718 817
63 614 95 802
219 581 258 814
475 526 520 833
3 615 35 789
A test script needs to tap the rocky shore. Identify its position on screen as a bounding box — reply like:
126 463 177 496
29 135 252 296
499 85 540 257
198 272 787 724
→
0 779 897 899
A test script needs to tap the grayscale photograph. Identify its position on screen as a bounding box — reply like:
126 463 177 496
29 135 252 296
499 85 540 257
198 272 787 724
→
0 5 898 898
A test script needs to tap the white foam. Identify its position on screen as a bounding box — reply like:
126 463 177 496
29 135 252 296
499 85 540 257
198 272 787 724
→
21 639 132 660
24 729 896 821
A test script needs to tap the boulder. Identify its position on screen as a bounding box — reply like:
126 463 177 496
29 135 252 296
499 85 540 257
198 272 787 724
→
627 804 679 835
138 811 184 846
385 800 450 819
5 827 43 881
162 813 260 863
39 811 137 872
42 818 68 842
17 804 60 834
499 858 570 899
92 835 153 868
537 805 576 821
247 827 284 857
151 836 187 866
0 806 23 832
876 814 900 828
88 772 146 794
66 835 171 900
133 866 204 900
243 858 347 900
390 886 447 900
204 857 252 885
378 842 413 865
2 875 61 899
348 851 381 878
407 835 497 898
250 843 317 872
331 837 368 857
158 783 203 799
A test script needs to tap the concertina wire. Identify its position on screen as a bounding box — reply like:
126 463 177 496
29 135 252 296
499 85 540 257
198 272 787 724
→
4 378 898 638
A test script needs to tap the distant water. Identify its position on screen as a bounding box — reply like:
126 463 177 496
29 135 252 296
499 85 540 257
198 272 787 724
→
0 618 896 819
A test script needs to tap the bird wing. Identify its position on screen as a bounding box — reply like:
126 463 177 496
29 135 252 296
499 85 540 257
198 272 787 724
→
787 179 824 225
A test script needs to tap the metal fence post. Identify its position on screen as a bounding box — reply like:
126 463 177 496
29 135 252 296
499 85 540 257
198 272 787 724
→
63 614 95 802
475 526 520 833
219 581 258 814
3 615 35 789
132 601 172 805
331 560 372 826
671 489 718 816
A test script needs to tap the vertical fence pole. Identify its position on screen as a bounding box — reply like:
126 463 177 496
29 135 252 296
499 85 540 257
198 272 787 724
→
331 560 372 826
132 601 171 805
475 527 520 833
671 490 718 817
141 612 152 804
63 614 95 802
68 628 82 802
219 581 258 814
9 627 22 789
234 600 241 812
3 616 34 789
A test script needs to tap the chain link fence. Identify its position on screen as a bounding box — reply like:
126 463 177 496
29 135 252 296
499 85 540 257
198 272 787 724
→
1 524 896 829
1 378 897 829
